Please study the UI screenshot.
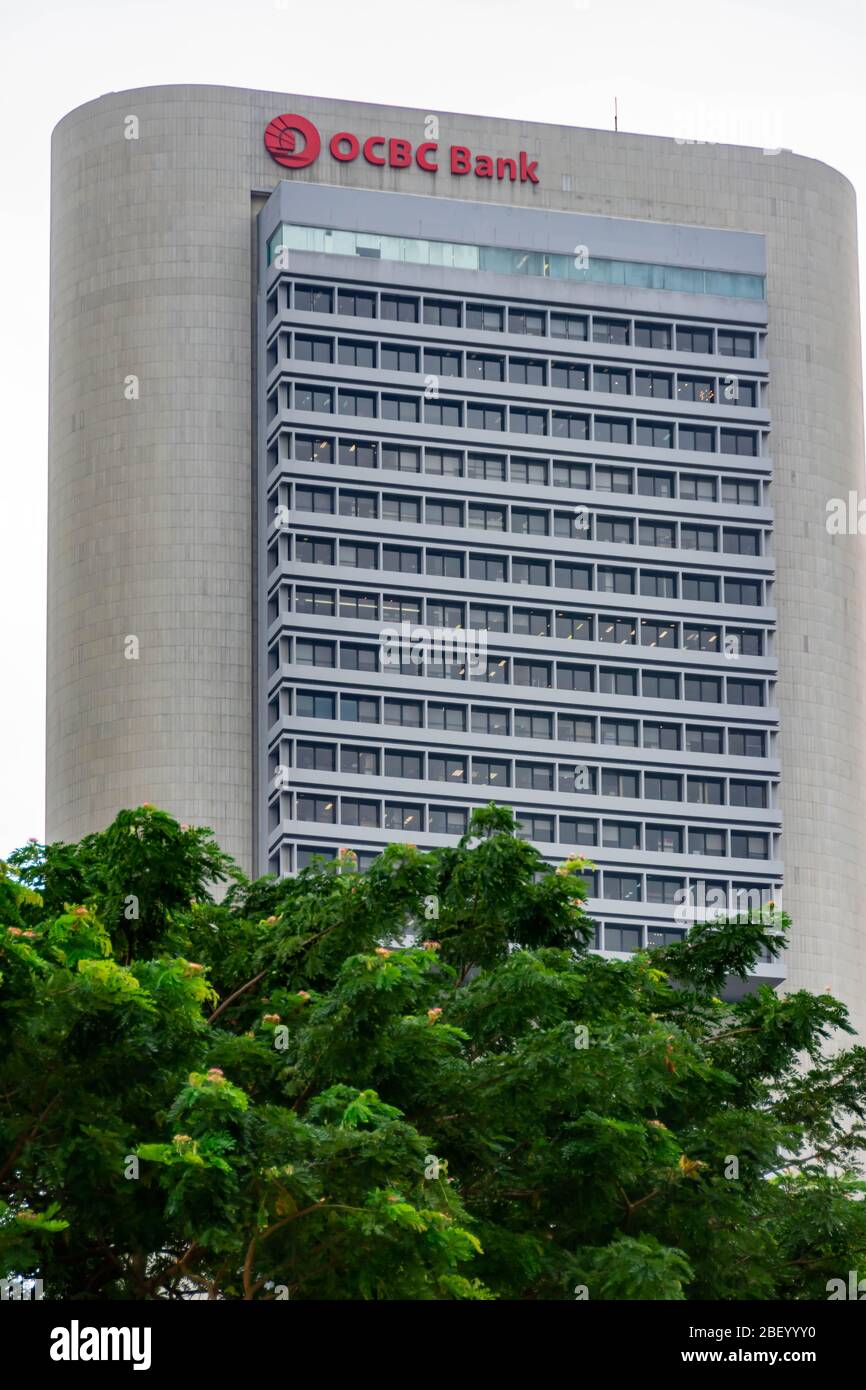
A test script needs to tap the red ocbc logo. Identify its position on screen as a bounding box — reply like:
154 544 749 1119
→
263 114 322 169
263 113 539 184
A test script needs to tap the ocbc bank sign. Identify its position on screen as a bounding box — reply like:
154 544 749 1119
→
264 113 540 184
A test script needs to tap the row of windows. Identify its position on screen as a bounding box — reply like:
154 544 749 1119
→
283 535 768 607
269 706 767 761
269 737 771 806
278 606 767 664
281 484 766 554
273 279 760 355
272 794 773 859
279 842 776 921
275 638 768 706
283 585 767 656
273 432 765 502
274 381 761 455
271 688 771 741
273 330 762 408
274 432 765 501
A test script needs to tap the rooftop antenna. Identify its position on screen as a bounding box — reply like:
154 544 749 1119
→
614 97 619 132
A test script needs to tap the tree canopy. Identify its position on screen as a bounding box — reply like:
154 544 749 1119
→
2 803 865 1300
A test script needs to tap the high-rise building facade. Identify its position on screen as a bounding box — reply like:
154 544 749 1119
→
48 87 866 1029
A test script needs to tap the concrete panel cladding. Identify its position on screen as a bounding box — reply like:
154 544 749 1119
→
48 87 257 869
47 85 866 1034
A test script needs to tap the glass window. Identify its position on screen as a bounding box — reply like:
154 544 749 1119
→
295 741 336 771
472 758 511 786
603 821 640 850
296 639 334 667
429 806 468 835
646 824 683 854
683 624 721 653
510 357 547 386
723 529 761 556
514 711 553 739
513 558 549 586
512 408 548 436
638 470 675 497
424 299 461 327
341 695 379 723
720 430 758 457
294 285 333 314
686 725 723 754
338 290 375 318
638 521 674 548
295 586 336 616
383 545 421 573
729 780 767 808
729 729 765 757
560 817 596 845
643 671 679 700
552 411 589 440
604 926 643 952
511 459 548 485
468 403 506 431
552 362 589 390
470 553 508 582
339 490 377 518
296 795 336 823
380 294 418 322
472 706 510 736
640 571 677 599
640 620 677 649
342 798 380 827
677 376 715 403
597 567 634 594
340 643 378 672
382 446 421 473
509 309 546 336
679 426 715 453
550 312 587 340
676 326 713 354
684 675 721 703
340 540 377 569
385 802 425 831
687 777 724 805
423 348 460 377
599 667 637 696
594 416 632 444
341 590 379 620
643 721 680 750
296 535 335 566
682 575 719 603
602 769 639 798
466 353 504 381
635 371 672 399
727 679 764 707
634 322 671 350
427 500 464 528
296 334 334 363
516 761 554 790
339 438 377 468
511 508 548 536
553 461 591 489
341 745 380 776
594 366 631 394
300 692 337 722
718 331 755 358
725 579 762 607
384 749 423 779
636 421 674 448
681 525 718 552
600 719 638 746
466 303 504 331
384 699 422 727
604 873 642 901
559 715 595 743
679 473 717 501
427 550 464 578
722 477 760 505
593 317 630 345
731 832 769 860
426 449 463 476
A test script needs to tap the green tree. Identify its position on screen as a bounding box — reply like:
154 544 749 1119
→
1 803 865 1300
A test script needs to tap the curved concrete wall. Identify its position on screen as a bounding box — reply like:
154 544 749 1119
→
48 86 866 1032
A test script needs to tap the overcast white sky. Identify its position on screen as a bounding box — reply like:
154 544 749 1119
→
1 0 863 856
